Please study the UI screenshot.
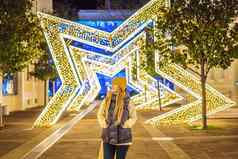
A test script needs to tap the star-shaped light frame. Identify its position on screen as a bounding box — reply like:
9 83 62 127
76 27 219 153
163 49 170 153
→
34 8 182 127
35 0 235 127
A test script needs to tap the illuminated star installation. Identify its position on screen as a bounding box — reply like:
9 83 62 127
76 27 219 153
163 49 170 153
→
35 0 235 127
34 9 181 127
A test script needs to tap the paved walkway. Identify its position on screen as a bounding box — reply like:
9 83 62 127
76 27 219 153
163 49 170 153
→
0 107 46 157
38 105 238 159
1 105 238 159
159 106 238 159
0 107 72 159
38 109 174 159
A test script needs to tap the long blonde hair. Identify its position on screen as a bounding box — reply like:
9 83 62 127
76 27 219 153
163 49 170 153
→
104 78 126 123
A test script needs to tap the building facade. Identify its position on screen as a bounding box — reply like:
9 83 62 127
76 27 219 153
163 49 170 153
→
1 68 45 112
208 60 238 103
32 0 53 13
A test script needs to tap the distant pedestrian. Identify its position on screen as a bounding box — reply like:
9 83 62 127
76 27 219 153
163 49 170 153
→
97 77 137 159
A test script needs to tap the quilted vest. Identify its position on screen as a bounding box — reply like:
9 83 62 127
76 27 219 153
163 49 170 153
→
101 94 132 145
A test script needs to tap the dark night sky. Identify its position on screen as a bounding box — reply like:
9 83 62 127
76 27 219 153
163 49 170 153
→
73 0 97 9
54 0 97 9
53 0 149 10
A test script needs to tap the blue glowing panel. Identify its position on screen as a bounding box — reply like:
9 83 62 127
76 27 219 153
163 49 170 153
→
48 78 63 96
48 80 54 97
77 20 123 32
155 76 175 91
164 79 175 90
71 40 113 56
54 78 62 92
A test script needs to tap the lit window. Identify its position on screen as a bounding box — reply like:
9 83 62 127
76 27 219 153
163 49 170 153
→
2 73 18 96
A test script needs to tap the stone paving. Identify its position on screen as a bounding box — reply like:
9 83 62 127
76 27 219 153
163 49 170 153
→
39 109 172 159
0 107 72 159
1 105 238 159
159 106 238 159
0 107 46 157
39 105 238 159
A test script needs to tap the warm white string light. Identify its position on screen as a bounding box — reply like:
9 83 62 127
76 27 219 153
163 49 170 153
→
35 0 235 127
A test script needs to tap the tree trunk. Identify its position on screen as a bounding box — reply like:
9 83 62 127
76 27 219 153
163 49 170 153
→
52 80 55 96
201 62 208 129
0 75 2 128
44 79 49 106
0 75 2 105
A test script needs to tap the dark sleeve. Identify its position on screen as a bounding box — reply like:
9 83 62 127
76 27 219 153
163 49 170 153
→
124 93 130 107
